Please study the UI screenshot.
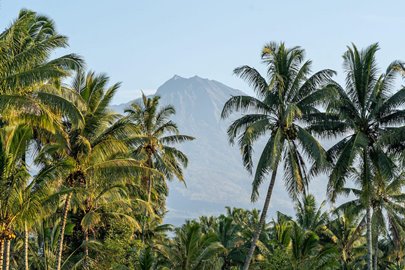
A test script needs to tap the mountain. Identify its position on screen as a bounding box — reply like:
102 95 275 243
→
111 75 329 225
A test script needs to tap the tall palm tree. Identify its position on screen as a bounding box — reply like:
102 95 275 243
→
125 94 194 210
221 42 335 269
45 70 151 270
309 43 405 269
0 11 85 267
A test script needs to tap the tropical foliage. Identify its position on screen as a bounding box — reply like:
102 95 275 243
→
2 9 405 270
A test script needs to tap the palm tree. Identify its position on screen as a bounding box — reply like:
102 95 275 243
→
0 124 60 270
328 207 366 269
0 11 85 267
46 70 151 270
134 215 173 246
125 94 194 208
197 211 246 269
223 207 268 265
29 214 82 270
338 170 405 269
289 222 338 270
309 43 405 269
295 194 330 235
215 214 245 269
270 212 293 249
137 247 156 270
15 162 61 270
221 42 335 269
257 214 292 270
379 234 405 269
157 221 224 270
0 125 32 269
78 177 141 268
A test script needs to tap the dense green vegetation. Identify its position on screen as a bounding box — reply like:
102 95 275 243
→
1 9 405 270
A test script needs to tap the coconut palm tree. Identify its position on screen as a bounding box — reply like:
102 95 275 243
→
0 125 61 270
0 125 31 269
157 221 224 270
309 43 405 269
215 215 246 269
125 94 194 208
136 247 157 270
269 212 293 249
197 212 246 269
15 163 62 270
221 42 335 269
78 179 141 268
328 207 366 269
289 222 339 270
338 169 405 269
45 70 152 270
378 234 405 269
0 11 85 267
134 215 173 247
295 194 330 235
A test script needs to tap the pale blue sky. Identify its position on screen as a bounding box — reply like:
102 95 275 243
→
1 1 405 104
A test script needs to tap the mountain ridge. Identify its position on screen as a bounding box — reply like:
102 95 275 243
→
111 75 245 111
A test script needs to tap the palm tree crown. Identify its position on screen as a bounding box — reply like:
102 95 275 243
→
222 42 334 200
0 9 84 132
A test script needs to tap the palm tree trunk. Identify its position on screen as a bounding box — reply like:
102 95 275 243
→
221 258 231 270
24 223 29 270
146 155 153 203
147 177 153 203
0 239 4 270
242 165 279 270
363 148 373 270
84 230 89 269
55 192 73 270
5 240 10 270
366 204 373 270
373 235 378 270
141 155 154 244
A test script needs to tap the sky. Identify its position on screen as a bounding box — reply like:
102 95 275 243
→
2 1 405 104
